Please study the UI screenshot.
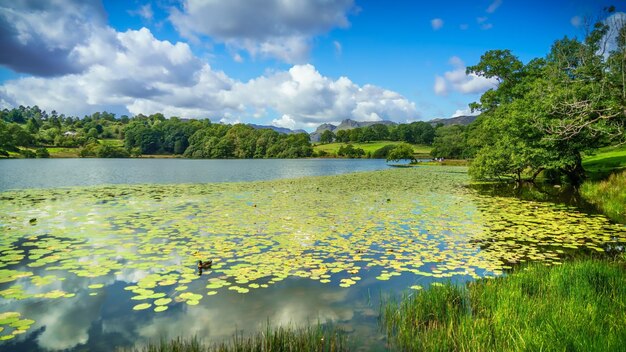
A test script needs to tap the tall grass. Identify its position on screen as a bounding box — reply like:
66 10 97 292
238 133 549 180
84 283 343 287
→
381 260 626 351
581 170 626 223
120 323 347 352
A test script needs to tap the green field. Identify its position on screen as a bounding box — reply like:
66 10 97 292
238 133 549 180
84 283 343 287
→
583 144 626 179
313 141 431 157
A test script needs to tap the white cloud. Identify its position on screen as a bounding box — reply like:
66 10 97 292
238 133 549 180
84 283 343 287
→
451 108 479 117
434 76 447 96
448 56 464 68
169 0 355 63
0 0 107 75
570 15 582 27
477 16 488 24
0 1 421 129
130 4 154 21
481 23 494 30
459 24 469 30
0 25 419 129
431 18 444 30
486 0 502 14
333 40 342 56
272 114 296 129
602 12 626 56
435 56 498 96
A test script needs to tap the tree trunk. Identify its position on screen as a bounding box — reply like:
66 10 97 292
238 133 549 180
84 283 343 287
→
530 168 545 183
565 154 586 186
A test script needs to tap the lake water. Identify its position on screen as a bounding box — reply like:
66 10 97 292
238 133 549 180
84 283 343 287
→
0 162 624 351
0 158 391 191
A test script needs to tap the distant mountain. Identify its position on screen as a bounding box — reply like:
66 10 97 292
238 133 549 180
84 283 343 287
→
247 124 307 135
310 119 397 142
428 115 477 126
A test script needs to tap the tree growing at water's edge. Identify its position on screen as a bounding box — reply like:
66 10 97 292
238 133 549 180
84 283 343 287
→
386 143 416 163
466 8 626 184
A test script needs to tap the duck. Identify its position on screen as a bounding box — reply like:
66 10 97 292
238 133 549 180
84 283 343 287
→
198 260 212 270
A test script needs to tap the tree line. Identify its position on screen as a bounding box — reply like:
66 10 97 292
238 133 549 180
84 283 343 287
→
425 8 626 184
318 121 436 145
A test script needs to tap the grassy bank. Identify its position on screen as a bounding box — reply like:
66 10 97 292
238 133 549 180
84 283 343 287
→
381 260 626 351
583 144 626 180
120 324 347 352
581 170 626 223
313 141 431 157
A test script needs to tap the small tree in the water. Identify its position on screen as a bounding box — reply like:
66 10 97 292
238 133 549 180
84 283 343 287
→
386 143 415 163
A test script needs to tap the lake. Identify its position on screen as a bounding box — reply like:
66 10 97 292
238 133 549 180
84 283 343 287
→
0 161 624 351
0 158 391 191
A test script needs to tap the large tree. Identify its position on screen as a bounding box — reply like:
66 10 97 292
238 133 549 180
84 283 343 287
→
467 10 626 184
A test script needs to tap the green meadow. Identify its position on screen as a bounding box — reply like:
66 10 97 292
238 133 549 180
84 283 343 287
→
313 141 432 157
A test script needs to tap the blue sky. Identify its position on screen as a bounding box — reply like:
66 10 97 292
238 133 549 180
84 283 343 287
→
0 0 623 131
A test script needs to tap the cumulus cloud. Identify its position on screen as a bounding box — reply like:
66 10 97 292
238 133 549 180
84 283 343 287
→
226 64 418 127
431 18 444 30
272 114 297 129
434 56 498 96
169 0 355 63
0 24 418 129
433 76 447 96
0 0 107 76
486 0 502 14
130 4 154 21
451 108 479 117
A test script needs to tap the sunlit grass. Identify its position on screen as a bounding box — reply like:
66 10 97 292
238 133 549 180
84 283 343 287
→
120 324 347 352
581 170 626 223
381 260 626 351
583 144 626 179
313 141 431 157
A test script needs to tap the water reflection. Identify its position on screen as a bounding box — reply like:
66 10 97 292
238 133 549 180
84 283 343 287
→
1 167 625 351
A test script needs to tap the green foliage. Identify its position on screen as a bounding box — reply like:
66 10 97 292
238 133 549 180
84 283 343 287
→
372 144 398 159
430 125 468 159
122 324 347 352
386 143 415 162
183 124 313 159
19 149 36 158
35 148 50 158
319 130 335 144
337 143 365 158
79 142 130 158
466 13 626 184
382 260 626 351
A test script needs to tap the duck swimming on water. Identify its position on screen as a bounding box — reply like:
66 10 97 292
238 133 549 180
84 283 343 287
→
198 260 212 270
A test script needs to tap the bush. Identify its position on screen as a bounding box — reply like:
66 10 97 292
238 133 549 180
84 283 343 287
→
372 144 398 159
337 144 365 158
35 148 50 158
19 149 36 158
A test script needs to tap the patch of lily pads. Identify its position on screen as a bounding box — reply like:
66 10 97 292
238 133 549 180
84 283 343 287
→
0 166 624 326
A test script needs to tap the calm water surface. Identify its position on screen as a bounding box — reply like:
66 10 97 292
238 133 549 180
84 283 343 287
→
0 158 390 191
0 163 624 352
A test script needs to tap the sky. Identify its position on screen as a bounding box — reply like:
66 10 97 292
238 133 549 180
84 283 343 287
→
0 0 623 131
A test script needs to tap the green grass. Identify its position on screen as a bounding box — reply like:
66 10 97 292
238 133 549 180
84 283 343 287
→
583 144 626 179
101 138 125 147
581 170 626 223
381 260 626 351
46 147 80 158
120 324 347 352
313 141 431 157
